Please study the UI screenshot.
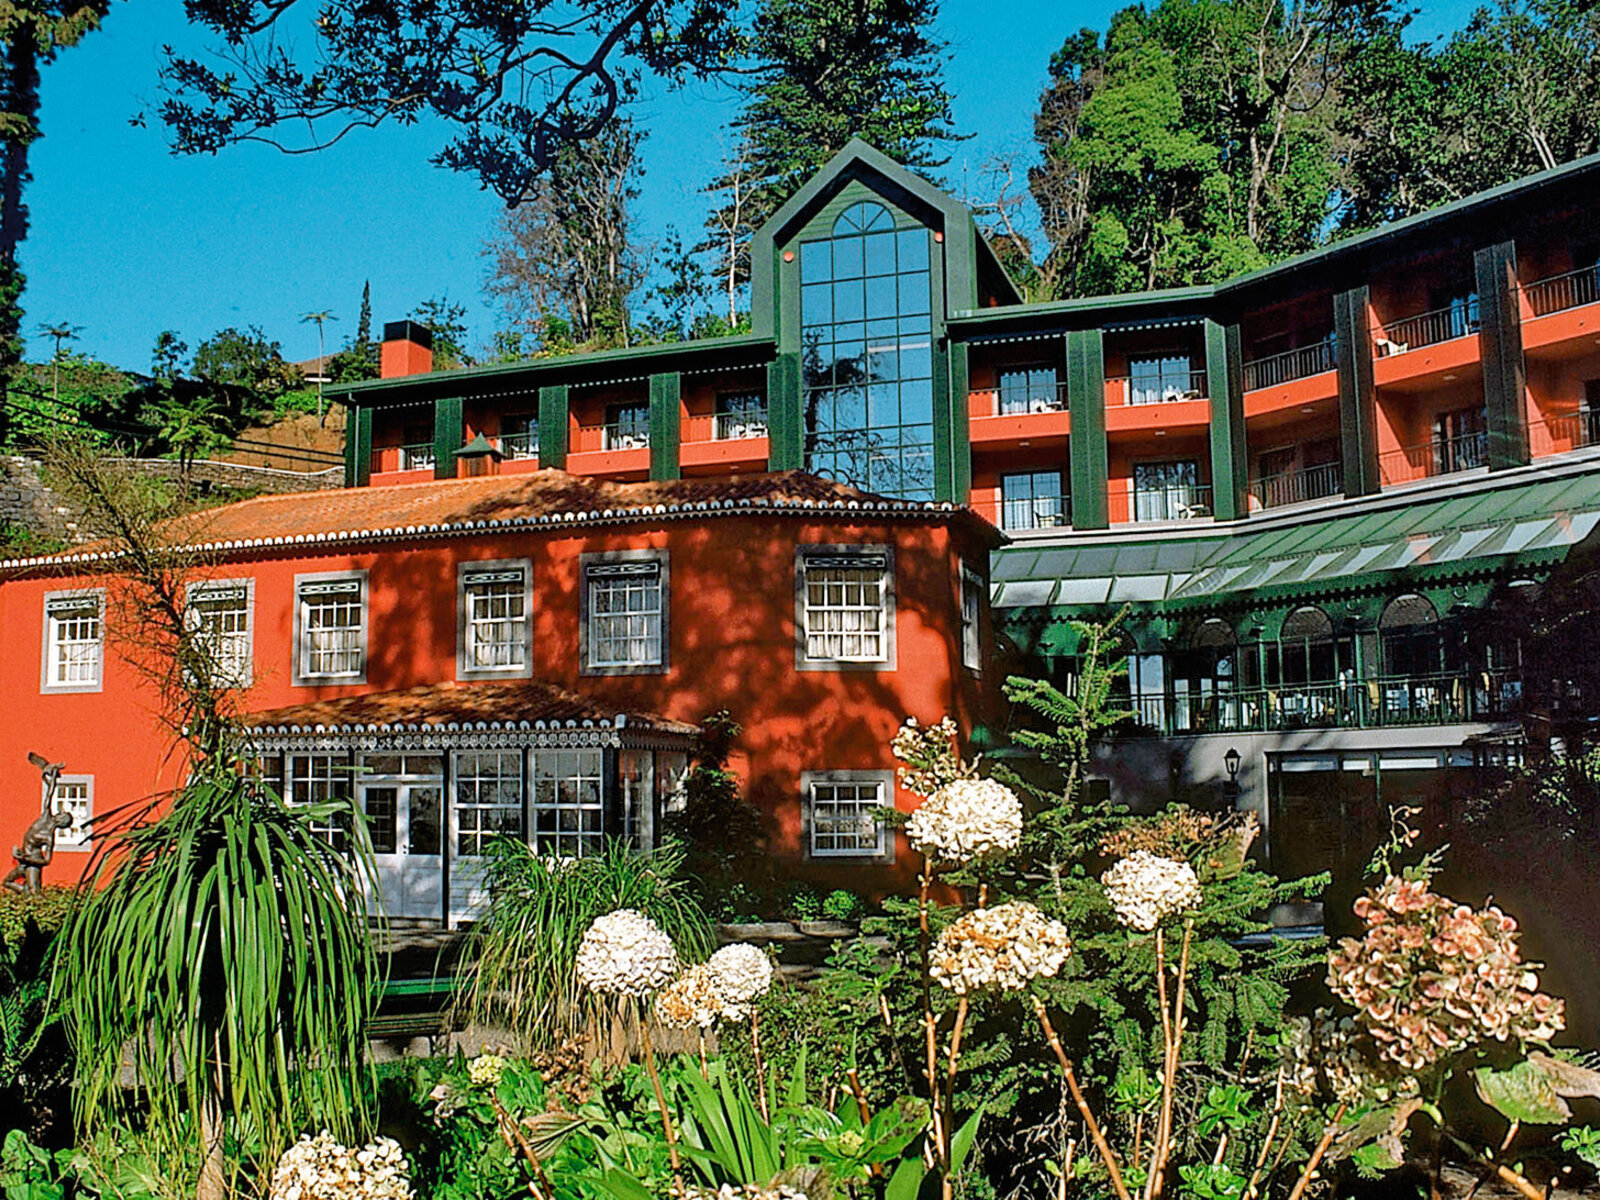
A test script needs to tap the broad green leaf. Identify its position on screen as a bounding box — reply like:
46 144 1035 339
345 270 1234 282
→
1474 1060 1572 1125
950 1107 983 1174
885 1154 928 1200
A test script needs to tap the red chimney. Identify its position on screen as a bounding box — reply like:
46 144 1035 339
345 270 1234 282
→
381 319 434 378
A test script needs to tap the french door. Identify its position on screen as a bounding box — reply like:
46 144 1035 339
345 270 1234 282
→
357 777 444 921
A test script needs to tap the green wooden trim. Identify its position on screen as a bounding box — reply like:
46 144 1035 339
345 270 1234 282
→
767 353 803 470
933 340 954 501
649 372 681 481
538 384 569 468
1206 320 1248 521
949 341 971 501
352 406 372 487
1067 329 1108 529
344 405 359 487
433 396 462 479
1334 286 1380 497
1475 240 1529 470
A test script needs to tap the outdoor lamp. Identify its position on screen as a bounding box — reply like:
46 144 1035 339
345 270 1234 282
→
1223 746 1242 781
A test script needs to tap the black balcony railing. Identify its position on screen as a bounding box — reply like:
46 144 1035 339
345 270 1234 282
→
713 409 769 440
1242 341 1337 391
1250 460 1343 509
1107 370 1209 407
1374 298 1480 354
1130 670 1523 736
1001 493 1071 531
499 431 538 460
1117 482 1214 523
1530 409 1600 456
1522 265 1600 317
1378 431 1487 485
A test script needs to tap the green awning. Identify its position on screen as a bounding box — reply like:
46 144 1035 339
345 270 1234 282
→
992 469 1600 617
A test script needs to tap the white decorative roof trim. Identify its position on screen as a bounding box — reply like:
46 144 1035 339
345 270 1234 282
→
0 495 974 572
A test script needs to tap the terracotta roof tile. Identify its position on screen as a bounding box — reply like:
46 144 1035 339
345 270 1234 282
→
238 679 699 736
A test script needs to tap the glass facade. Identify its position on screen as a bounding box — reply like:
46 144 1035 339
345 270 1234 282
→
800 201 935 500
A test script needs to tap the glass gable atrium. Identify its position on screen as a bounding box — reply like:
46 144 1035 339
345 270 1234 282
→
799 201 935 500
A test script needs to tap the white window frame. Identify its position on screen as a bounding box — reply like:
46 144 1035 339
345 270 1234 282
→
293 570 368 686
41 588 106 694
531 748 608 857
801 769 895 862
453 749 526 858
795 545 896 671
286 752 352 848
961 561 984 673
50 774 94 850
186 578 255 689
580 550 669 676
457 559 533 681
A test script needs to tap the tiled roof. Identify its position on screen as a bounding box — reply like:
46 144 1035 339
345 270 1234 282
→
2 469 994 571
239 679 700 736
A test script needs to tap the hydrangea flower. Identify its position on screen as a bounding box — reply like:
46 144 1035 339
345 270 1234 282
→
655 963 725 1030
268 1132 414 1200
1328 876 1564 1070
708 942 774 1011
1101 851 1202 931
683 1185 810 1200
906 778 1023 866
574 909 679 997
929 902 1072 995
892 715 962 797
467 1054 505 1087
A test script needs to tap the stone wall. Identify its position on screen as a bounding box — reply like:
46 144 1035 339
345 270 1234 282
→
0 455 78 542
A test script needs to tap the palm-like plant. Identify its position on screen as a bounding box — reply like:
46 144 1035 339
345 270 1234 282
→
57 759 380 1199
462 837 714 1050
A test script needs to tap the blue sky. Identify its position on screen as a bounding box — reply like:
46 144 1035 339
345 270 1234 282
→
20 0 1482 371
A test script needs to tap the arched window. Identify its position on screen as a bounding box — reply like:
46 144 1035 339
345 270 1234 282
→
1275 605 1352 685
1379 593 1441 676
797 198 934 499
1170 618 1238 731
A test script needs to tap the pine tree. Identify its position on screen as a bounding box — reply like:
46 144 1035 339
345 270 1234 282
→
701 0 960 314
327 280 379 383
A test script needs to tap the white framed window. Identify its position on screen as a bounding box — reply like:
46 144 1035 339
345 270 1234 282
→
187 579 254 688
51 775 93 850
796 546 895 670
532 748 606 857
581 551 668 675
41 589 105 694
458 560 532 680
454 750 524 857
287 753 352 849
961 563 984 672
294 571 368 685
802 770 894 861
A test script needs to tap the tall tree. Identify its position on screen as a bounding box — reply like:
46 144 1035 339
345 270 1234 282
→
0 0 114 371
327 281 378 383
701 0 960 306
158 0 741 207
411 296 472 369
484 118 645 352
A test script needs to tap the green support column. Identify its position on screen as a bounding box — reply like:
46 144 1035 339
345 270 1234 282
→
1334 286 1381 496
767 353 803 471
348 405 372 487
1206 319 1248 521
948 340 971 502
1475 240 1529 470
1067 328 1109 529
433 395 463 480
538 384 569 469
932 344 956 502
649 372 682 481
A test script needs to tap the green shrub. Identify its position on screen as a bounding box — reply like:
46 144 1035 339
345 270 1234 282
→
820 889 865 923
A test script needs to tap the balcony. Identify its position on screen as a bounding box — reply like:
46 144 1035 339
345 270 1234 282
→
1243 342 1336 392
1529 409 1600 458
370 441 435 475
1112 482 1213 524
1249 460 1343 510
1378 431 1487 486
1373 300 1479 356
970 492 1071 532
680 409 771 474
1106 370 1207 406
1133 670 1522 737
498 431 538 460
968 385 1071 451
1522 265 1600 318
573 421 651 453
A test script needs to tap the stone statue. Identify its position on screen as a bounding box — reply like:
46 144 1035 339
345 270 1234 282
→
3 753 70 894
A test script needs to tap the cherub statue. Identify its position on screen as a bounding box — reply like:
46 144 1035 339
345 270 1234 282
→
3 753 70 894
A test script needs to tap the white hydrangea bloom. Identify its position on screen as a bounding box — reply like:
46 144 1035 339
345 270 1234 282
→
708 942 774 1009
929 902 1072 995
574 909 680 997
1101 851 1203 931
683 1186 810 1200
905 778 1023 866
269 1132 414 1200
655 963 726 1030
467 1054 505 1087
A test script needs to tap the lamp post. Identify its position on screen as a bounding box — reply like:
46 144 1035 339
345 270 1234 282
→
1223 747 1242 805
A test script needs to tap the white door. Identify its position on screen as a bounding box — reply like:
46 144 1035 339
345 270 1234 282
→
359 780 444 922
448 750 526 927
